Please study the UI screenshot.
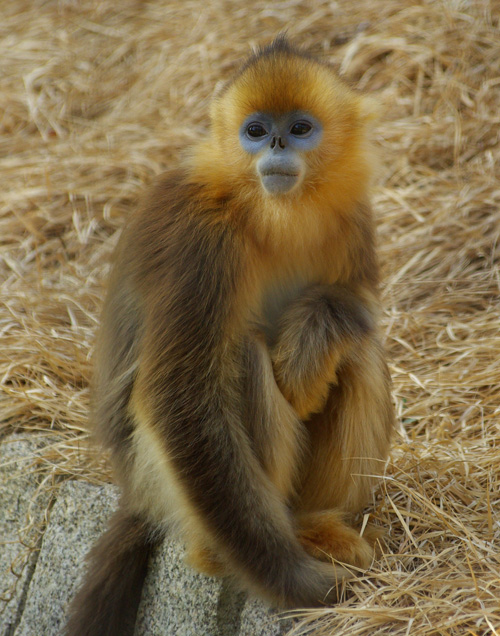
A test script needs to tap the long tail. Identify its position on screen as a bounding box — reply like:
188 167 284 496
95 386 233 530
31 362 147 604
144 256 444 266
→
65 505 160 636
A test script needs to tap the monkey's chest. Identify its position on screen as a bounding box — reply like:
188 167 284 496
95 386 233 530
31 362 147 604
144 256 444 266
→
259 279 308 346
257 248 339 345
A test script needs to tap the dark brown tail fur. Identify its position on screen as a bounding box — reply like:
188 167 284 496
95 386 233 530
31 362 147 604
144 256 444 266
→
66 505 160 636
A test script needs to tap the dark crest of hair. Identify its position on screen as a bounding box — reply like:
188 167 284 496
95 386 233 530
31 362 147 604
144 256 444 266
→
245 34 312 68
220 35 315 94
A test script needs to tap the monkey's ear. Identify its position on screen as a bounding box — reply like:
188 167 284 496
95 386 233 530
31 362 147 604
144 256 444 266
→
358 95 382 126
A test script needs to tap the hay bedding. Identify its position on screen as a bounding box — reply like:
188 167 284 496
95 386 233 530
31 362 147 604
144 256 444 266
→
1 0 499 633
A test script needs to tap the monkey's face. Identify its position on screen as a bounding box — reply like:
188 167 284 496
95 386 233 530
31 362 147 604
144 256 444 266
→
238 111 323 195
206 46 378 207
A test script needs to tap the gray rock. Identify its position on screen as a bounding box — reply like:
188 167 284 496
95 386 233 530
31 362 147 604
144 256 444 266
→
15 480 119 636
3 466 295 636
137 538 292 636
239 599 293 636
136 538 224 636
0 435 53 635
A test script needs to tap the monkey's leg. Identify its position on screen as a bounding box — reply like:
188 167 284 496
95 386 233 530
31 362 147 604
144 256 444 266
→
65 503 161 636
298 336 393 514
272 284 374 421
293 337 393 567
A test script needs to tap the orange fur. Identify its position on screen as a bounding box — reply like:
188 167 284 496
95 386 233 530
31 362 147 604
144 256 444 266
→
297 510 373 568
190 47 378 254
185 541 226 578
67 38 394 636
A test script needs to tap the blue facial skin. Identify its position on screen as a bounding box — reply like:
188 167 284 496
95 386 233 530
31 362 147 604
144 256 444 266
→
239 111 323 194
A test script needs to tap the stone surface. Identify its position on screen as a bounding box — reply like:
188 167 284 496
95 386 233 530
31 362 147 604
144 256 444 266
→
136 539 291 636
0 435 53 636
1 460 295 636
136 538 224 636
15 480 119 636
239 599 293 636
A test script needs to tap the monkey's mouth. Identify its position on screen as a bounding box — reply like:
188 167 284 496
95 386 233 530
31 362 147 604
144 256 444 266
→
262 171 299 177
260 172 300 194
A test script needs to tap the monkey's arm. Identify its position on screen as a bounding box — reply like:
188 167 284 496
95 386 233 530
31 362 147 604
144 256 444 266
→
272 284 375 420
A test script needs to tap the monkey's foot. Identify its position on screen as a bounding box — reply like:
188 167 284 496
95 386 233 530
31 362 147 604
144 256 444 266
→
185 543 226 578
297 510 373 569
359 523 385 557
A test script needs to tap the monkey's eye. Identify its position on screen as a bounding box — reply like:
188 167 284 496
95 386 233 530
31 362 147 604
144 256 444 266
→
290 121 313 137
246 123 268 139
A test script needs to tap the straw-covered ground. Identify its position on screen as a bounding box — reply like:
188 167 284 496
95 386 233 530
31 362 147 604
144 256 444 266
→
1 0 499 634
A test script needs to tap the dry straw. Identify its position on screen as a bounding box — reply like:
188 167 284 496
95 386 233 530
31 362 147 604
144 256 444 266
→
1 0 499 634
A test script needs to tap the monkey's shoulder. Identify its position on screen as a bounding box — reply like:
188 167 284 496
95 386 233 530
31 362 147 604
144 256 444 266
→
113 170 242 306
125 169 236 240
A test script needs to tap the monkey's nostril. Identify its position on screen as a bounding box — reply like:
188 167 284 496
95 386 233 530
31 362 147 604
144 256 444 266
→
270 136 285 150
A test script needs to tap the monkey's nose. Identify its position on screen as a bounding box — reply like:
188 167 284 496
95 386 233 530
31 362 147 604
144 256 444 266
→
270 136 286 150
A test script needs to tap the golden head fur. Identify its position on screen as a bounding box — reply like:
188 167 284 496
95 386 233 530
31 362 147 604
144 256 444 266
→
192 37 379 219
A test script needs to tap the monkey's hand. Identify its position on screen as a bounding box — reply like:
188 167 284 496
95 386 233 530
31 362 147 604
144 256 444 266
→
271 285 374 420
